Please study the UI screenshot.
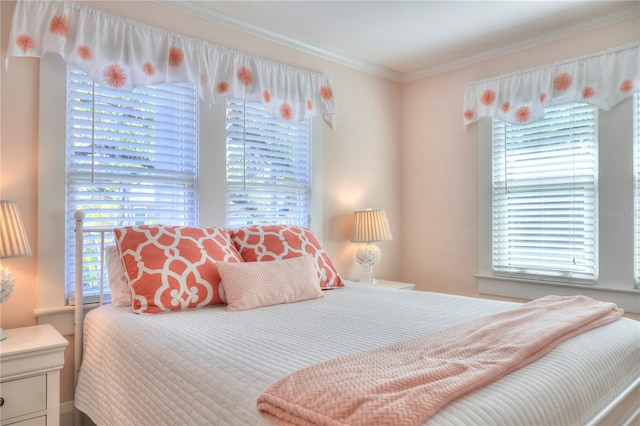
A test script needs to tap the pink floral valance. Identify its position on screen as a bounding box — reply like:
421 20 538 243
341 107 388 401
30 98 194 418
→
463 41 639 126
7 0 337 128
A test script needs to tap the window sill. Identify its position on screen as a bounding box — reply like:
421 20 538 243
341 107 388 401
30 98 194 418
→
476 274 640 314
33 302 102 336
33 305 74 336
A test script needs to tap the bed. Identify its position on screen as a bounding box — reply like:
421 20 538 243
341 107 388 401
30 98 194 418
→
72 213 640 426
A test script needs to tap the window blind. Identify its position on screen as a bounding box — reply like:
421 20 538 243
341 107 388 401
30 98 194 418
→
66 66 198 299
226 98 312 228
492 102 598 283
635 92 640 287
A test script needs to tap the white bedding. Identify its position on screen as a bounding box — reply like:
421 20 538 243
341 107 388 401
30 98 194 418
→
75 282 640 426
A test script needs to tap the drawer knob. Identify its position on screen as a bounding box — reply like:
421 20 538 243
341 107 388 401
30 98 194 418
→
0 396 4 407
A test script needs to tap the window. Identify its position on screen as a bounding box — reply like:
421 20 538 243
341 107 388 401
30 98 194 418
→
492 103 597 283
36 55 322 323
479 93 637 312
65 66 198 298
225 97 312 227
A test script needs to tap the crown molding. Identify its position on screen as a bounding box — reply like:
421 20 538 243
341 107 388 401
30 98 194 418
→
151 0 404 82
401 3 640 83
153 0 639 84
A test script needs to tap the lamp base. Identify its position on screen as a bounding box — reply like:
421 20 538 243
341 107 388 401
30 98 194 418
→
356 244 381 285
359 264 378 285
0 328 6 341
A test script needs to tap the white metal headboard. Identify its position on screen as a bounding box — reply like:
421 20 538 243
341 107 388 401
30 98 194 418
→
73 210 112 388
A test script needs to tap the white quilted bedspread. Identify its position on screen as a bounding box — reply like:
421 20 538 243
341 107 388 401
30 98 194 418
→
75 282 640 426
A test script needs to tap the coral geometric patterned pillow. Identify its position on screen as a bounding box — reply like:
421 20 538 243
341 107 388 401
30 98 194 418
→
114 225 243 313
229 225 344 289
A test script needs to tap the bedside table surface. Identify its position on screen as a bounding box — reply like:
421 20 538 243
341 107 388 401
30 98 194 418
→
0 324 68 359
375 279 415 290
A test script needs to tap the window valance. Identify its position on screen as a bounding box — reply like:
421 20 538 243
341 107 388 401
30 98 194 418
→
463 41 639 126
6 0 337 128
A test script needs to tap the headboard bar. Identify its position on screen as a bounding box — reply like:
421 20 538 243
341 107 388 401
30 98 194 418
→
73 210 85 389
98 232 106 307
74 210 116 424
73 211 115 392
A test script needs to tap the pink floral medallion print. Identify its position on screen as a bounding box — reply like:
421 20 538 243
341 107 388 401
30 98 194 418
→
307 100 313 111
480 89 496 105
463 110 474 120
320 85 333 101
501 102 510 113
554 73 572 92
103 64 127 88
539 93 546 104
280 103 294 121
263 90 272 103
515 106 530 123
49 15 68 37
15 34 35 54
143 62 155 76
168 46 184 68
237 66 253 86
582 86 595 99
217 81 229 94
76 45 93 61
620 79 634 93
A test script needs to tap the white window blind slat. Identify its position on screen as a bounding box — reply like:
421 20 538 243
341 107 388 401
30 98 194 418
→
226 98 311 228
65 66 198 299
492 102 598 283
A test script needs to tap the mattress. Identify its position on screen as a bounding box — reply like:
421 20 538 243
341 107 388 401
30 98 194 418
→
75 281 640 426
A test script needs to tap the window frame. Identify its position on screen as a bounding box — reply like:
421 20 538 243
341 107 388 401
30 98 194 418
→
35 54 323 330
634 92 640 288
491 102 598 284
65 66 200 300
477 96 639 314
225 97 313 228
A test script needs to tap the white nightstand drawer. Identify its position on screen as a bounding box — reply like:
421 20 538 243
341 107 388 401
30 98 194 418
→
0 375 47 421
7 415 47 426
0 325 68 426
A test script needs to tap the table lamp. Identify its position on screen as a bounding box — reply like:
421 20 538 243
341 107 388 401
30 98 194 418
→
351 208 392 284
0 200 32 340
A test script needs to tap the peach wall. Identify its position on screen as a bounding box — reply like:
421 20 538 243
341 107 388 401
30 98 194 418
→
0 3 40 332
2 0 638 408
399 18 640 300
0 0 401 404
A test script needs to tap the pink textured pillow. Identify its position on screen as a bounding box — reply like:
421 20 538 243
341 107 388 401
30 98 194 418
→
230 225 344 289
114 225 243 314
217 255 323 311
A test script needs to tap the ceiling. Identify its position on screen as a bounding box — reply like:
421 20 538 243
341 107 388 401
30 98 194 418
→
155 1 640 82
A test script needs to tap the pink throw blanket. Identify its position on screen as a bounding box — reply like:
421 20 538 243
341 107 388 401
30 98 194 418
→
257 295 623 426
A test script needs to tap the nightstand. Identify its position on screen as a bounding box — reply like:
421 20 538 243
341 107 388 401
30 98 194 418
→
375 279 415 290
0 324 68 426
